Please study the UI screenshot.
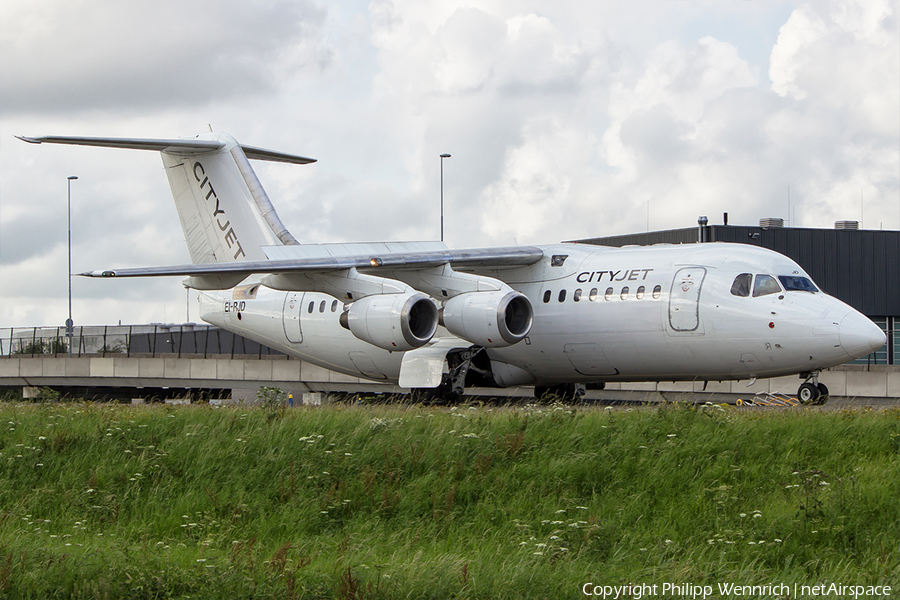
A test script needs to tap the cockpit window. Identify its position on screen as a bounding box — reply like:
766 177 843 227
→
778 275 818 293
752 274 782 297
730 273 751 297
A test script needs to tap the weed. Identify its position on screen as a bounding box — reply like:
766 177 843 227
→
256 385 289 420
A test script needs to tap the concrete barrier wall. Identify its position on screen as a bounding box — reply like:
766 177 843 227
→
1 356 898 400
605 368 900 399
0 356 365 390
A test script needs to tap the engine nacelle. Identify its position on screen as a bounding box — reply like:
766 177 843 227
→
340 292 438 351
441 291 533 347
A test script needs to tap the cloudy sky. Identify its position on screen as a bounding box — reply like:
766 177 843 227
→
1 0 898 328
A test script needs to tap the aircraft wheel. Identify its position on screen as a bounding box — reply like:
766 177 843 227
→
411 386 459 405
815 383 830 405
534 384 585 402
410 388 437 404
797 382 820 405
439 388 461 404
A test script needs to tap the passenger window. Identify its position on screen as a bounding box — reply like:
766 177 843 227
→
620 287 629 300
331 300 338 312
605 287 614 301
652 285 661 299
636 286 645 300
573 289 582 302
730 273 751 297
753 274 782 297
319 301 326 313
307 301 315 314
558 289 567 302
589 288 598 301
543 290 551 303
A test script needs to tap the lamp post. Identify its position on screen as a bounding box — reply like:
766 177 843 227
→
439 153 451 242
66 176 78 357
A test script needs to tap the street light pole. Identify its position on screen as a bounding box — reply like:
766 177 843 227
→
66 176 78 357
439 153 451 242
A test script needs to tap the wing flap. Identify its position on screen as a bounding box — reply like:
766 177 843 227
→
82 246 544 280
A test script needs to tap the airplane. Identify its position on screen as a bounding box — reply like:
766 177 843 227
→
18 132 886 404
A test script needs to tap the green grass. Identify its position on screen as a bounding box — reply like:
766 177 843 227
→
0 401 898 598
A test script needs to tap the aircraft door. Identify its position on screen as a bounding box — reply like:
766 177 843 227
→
668 267 706 332
282 292 304 343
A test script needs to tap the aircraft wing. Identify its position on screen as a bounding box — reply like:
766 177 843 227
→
81 246 545 279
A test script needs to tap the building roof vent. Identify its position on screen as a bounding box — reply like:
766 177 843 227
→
835 220 859 230
759 218 784 228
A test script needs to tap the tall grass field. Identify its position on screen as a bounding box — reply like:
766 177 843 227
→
0 401 898 598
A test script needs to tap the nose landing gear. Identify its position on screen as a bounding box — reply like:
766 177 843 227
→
798 372 829 405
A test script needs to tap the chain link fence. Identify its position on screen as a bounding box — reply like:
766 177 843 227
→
0 325 287 359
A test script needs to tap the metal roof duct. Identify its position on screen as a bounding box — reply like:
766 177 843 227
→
759 218 784 228
835 220 859 230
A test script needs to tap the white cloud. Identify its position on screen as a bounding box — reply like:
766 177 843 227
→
767 0 899 225
0 0 332 114
480 116 593 243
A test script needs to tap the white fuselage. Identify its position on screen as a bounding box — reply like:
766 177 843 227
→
199 242 883 387
22 132 883 392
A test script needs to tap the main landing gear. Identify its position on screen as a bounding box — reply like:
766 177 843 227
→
411 347 493 404
798 372 829 405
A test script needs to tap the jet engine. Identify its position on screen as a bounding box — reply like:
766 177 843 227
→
340 292 438 351
440 291 533 348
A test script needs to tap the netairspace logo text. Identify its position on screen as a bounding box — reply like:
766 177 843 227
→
581 582 893 599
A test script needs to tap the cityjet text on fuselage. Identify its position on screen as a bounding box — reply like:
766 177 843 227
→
576 268 654 284
193 161 246 260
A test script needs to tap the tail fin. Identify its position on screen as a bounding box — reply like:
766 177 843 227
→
160 132 301 263
17 132 315 264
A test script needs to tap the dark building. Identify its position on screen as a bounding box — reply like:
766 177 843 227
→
574 219 900 365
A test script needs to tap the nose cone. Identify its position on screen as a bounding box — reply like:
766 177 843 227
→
839 313 886 359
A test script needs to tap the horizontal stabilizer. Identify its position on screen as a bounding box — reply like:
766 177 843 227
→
240 144 317 164
16 135 316 164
